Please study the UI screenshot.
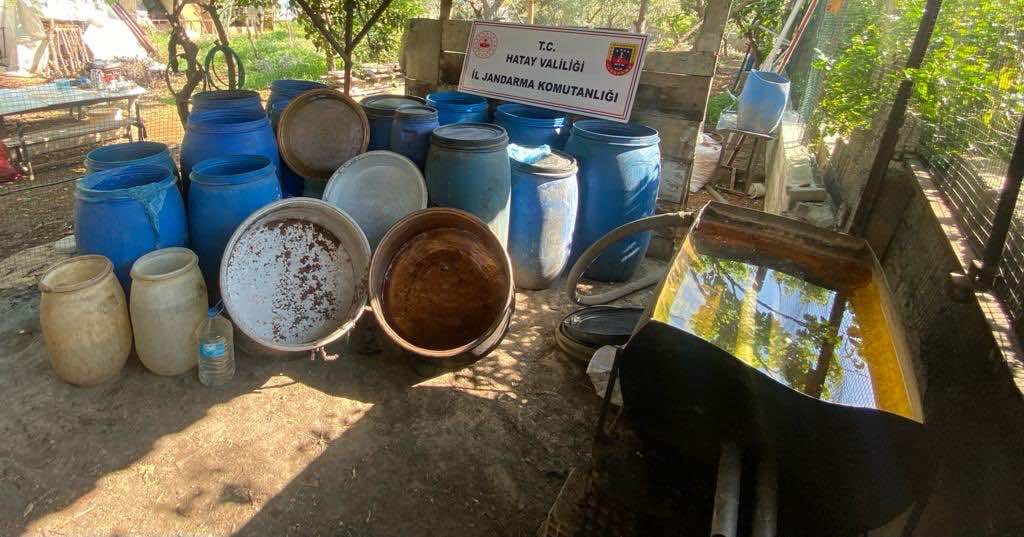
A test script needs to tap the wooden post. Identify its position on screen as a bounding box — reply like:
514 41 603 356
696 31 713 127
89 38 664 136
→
439 0 453 21
527 0 535 24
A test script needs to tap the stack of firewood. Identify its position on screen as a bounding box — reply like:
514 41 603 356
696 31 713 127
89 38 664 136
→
44 20 93 78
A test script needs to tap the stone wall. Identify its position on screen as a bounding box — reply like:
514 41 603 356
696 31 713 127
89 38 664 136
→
869 160 1024 536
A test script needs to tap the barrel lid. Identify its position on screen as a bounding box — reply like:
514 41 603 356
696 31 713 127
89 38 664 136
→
510 149 576 175
361 94 426 116
561 305 644 347
571 119 660 146
277 89 369 181
431 123 508 149
394 105 438 120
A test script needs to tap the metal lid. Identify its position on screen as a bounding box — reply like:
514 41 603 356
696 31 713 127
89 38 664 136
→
510 149 577 176
322 151 427 250
277 89 369 181
430 123 508 150
394 105 438 121
361 94 427 117
561 305 644 348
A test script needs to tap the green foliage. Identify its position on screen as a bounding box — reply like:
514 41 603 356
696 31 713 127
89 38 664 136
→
730 0 788 57
705 91 737 126
292 0 426 64
149 22 327 91
809 0 1024 162
812 22 887 137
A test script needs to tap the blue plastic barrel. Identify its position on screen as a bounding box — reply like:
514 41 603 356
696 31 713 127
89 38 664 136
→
266 80 328 197
425 123 511 246
191 90 264 116
361 94 426 151
494 104 569 148
564 120 660 282
736 70 790 134
389 105 438 169
508 149 578 289
267 79 328 129
426 91 489 125
75 164 188 289
85 141 178 180
180 109 280 198
188 155 282 295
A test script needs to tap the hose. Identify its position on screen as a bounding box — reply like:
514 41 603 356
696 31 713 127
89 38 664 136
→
203 44 245 90
564 211 694 306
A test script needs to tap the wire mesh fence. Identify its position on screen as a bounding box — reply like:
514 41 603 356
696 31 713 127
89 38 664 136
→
783 0 1024 338
0 34 405 291
0 72 185 288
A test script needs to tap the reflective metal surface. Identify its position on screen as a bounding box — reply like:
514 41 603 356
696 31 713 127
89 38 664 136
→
650 202 922 421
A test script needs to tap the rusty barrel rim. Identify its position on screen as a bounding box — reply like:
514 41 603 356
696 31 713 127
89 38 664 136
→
277 88 369 181
219 197 371 353
368 207 515 359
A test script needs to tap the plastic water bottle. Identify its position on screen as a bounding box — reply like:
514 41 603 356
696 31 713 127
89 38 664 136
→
196 307 235 386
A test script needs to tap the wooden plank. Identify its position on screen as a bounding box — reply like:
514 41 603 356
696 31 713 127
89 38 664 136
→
439 51 465 85
441 19 473 52
631 108 701 161
694 0 732 53
644 51 717 77
635 72 712 120
402 18 440 84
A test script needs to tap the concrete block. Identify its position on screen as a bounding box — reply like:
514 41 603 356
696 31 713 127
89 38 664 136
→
786 183 828 203
788 201 836 229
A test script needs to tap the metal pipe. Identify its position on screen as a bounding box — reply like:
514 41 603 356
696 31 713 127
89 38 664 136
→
761 0 807 70
751 453 779 537
967 115 1024 289
711 442 743 537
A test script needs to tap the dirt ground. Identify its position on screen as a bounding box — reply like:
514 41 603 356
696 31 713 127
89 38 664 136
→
0 239 665 536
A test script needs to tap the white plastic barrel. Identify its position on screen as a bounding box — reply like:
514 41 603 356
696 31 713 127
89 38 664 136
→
38 255 132 386
130 248 208 376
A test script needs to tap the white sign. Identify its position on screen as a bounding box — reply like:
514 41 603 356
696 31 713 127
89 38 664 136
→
458 22 648 123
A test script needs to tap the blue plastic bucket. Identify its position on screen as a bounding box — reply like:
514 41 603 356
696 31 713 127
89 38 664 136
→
191 90 264 116
494 104 569 148
508 149 578 289
736 70 790 134
426 91 489 125
180 109 280 198
85 141 178 182
389 105 438 170
361 94 427 151
75 164 188 289
188 155 282 296
564 120 660 282
425 123 511 246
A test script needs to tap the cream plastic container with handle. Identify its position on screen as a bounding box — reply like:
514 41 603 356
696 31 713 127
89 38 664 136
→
39 255 132 386
129 247 208 376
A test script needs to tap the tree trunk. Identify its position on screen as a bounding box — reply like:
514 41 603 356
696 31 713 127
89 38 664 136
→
343 0 354 95
635 0 650 33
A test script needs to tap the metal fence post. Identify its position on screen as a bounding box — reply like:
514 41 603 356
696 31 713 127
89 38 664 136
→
966 116 1024 290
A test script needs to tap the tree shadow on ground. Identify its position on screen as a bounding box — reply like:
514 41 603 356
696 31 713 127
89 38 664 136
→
2 282 598 536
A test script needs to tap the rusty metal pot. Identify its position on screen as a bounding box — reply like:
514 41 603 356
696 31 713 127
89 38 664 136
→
369 207 514 366
220 198 371 353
